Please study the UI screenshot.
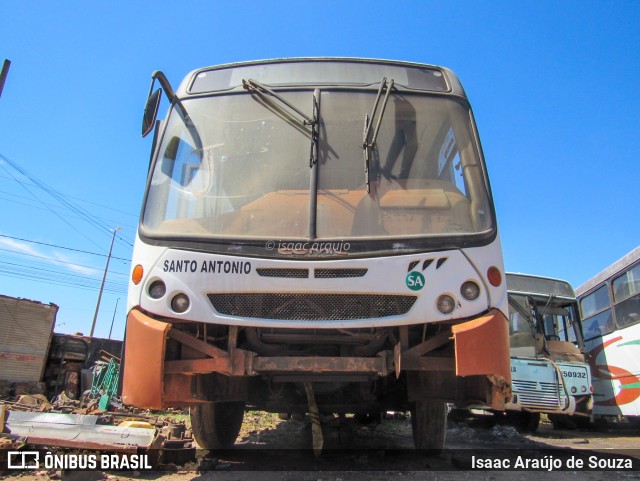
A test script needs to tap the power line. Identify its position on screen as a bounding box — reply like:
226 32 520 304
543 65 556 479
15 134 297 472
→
0 268 128 295
0 152 134 249
0 256 128 293
0 234 131 262
0 152 116 237
0 173 138 218
0 249 129 277
0 159 109 251
0 259 128 285
0 190 137 231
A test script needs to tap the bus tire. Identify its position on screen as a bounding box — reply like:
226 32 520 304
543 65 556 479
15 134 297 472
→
549 413 589 430
508 411 540 432
190 401 245 450
411 400 447 453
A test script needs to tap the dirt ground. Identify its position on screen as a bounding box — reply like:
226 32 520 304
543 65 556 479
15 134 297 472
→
3 413 640 481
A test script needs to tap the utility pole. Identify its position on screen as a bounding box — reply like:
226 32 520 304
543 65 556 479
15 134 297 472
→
90 227 121 338
108 298 120 339
0 60 11 99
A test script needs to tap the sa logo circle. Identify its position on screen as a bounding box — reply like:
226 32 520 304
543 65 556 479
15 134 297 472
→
406 271 425 291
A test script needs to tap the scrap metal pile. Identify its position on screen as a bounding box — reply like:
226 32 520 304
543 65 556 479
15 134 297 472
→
0 358 196 468
0 303 197 469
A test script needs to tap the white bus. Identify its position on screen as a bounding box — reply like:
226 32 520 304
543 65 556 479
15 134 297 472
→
576 246 640 423
504 273 592 431
122 58 511 452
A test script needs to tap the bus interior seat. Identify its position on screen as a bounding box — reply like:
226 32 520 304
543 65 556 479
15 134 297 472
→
546 340 585 363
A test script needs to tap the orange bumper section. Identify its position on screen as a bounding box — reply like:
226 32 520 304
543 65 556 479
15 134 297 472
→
122 309 170 410
452 308 511 382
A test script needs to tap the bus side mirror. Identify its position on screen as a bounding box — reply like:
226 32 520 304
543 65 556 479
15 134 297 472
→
142 88 162 137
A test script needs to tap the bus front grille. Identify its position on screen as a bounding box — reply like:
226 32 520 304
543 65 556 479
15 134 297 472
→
512 380 561 409
256 268 309 278
314 268 368 278
207 293 417 321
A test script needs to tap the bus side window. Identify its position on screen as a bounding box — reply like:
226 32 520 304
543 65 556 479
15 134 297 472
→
580 285 610 319
613 265 640 327
583 309 614 340
613 265 640 328
615 299 640 328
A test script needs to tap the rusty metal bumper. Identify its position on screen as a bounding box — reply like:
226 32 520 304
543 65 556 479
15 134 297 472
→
122 308 510 410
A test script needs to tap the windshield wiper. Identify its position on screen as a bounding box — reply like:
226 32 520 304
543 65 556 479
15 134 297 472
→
528 296 548 339
243 78 315 126
540 294 555 317
509 296 536 330
362 78 394 192
242 79 322 237
243 78 319 169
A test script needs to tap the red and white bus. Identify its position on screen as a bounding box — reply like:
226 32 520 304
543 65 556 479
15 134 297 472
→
577 246 640 423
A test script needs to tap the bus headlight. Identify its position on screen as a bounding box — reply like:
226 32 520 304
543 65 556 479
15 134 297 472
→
571 386 577 394
436 294 455 314
148 280 166 299
171 293 190 313
460 281 480 300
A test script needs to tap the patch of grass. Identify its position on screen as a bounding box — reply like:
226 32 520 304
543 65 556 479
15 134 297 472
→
157 408 287 440
239 411 283 437
157 409 190 426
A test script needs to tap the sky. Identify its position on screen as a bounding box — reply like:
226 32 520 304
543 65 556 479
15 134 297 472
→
0 1 638 340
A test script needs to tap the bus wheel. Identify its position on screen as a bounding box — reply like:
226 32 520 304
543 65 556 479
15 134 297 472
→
411 400 447 453
549 414 591 430
507 411 540 432
190 402 245 450
549 414 576 429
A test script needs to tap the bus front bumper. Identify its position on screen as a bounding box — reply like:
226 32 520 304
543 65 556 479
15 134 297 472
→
122 308 510 410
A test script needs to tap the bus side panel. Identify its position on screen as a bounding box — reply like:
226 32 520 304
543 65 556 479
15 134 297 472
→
587 329 640 416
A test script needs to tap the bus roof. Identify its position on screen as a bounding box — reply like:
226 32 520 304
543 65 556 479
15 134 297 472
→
177 57 466 97
576 246 640 298
506 272 575 299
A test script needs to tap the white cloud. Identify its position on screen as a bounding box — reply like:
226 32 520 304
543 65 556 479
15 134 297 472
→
0 237 41 256
0 237 100 277
51 251 99 276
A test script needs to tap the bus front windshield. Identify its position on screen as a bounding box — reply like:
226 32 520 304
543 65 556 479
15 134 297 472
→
509 294 582 352
142 89 494 244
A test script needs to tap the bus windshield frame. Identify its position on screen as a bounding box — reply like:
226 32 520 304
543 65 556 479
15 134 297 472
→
139 65 497 258
506 273 585 356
